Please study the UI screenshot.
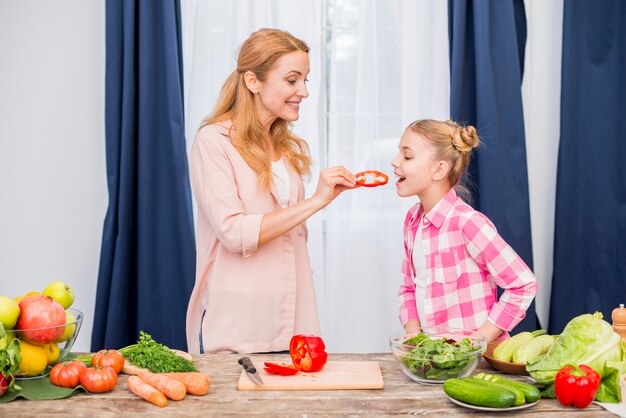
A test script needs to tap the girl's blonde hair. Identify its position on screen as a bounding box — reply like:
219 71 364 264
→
407 119 480 192
200 28 312 189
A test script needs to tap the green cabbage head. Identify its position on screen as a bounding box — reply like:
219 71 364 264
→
527 312 621 386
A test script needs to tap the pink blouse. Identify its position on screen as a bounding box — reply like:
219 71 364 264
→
185 123 320 354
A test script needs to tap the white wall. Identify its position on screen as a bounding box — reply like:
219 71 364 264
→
0 0 106 352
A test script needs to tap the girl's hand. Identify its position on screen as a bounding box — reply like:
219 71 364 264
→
311 166 357 207
474 322 504 344
403 320 421 338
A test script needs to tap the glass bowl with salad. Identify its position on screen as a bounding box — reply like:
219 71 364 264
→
389 328 486 384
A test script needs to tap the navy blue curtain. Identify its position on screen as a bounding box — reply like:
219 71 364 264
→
92 0 195 351
549 0 626 334
448 0 539 331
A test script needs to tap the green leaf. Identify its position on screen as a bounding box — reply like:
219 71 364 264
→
0 377 88 403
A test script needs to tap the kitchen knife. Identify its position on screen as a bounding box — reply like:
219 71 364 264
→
238 357 264 385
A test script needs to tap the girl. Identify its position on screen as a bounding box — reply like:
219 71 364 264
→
391 119 537 343
186 29 357 354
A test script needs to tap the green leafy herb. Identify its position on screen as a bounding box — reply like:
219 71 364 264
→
400 332 482 381
0 323 22 393
118 331 196 373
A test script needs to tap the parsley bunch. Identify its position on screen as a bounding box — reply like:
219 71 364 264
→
118 331 197 373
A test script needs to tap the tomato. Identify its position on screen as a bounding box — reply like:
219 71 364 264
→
264 362 299 376
79 366 118 393
355 170 388 187
289 335 328 372
49 360 87 388
92 349 124 374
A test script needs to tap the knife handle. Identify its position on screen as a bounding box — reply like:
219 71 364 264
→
238 357 257 373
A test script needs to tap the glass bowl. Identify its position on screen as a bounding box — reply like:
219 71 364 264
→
389 328 486 384
12 308 83 379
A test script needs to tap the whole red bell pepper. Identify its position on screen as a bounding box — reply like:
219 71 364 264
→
289 335 328 372
554 364 600 409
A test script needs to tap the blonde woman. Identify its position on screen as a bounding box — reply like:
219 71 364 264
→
186 29 357 354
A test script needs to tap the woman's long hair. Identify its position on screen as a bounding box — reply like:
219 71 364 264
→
201 28 312 190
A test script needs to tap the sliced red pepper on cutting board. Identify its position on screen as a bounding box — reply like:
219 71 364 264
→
263 362 299 376
355 170 388 187
289 335 328 372
554 364 600 409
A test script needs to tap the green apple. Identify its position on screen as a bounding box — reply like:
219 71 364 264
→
0 295 20 329
58 310 76 342
43 281 75 309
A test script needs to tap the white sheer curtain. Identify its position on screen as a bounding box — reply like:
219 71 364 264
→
522 0 563 329
180 0 450 352
323 0 449 352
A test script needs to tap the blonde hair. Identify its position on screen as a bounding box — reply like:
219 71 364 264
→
407 119 480 190
200 28 312 190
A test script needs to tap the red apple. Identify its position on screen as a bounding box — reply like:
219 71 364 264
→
16 295 65 344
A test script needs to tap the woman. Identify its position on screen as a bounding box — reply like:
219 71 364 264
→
186 28 357 354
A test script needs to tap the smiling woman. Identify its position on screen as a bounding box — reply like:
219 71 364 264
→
185 28 359 355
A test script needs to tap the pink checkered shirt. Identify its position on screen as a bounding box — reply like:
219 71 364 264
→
398 188 537 333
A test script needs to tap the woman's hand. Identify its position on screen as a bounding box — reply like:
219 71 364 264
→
258 166 355 246
311 166 357 207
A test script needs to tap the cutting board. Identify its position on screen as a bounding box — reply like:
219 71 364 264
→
237 360 384 391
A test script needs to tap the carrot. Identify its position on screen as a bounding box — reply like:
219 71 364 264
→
127 376 168 407
138 370 187 401
160 372 212 395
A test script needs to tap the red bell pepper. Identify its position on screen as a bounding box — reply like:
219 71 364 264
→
263 362 299 376
289 335 328 372
554 364 600 409
355 170 388 187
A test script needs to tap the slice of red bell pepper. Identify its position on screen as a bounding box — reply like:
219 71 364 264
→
355 170 388 187
554 364 600 409
289 334 328 372
263 362 299 376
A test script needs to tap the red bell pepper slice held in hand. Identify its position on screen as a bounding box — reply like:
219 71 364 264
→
263 362 299 376
355 170 388 188
554 364 600 409
289 335 328 372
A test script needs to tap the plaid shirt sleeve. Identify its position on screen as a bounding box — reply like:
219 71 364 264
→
461 211 538 331
398 208 419 325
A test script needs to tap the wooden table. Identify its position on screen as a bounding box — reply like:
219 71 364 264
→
1 353 616 417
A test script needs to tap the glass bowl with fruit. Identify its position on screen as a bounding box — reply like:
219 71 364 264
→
9 294 83 379
389 328 486 384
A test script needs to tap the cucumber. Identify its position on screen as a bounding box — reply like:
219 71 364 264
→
443 378 517 408
473 372 541 403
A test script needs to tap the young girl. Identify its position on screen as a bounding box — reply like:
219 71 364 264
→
392 119 537 343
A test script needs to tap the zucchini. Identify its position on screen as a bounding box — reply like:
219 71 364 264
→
443 378 517 408
473 372 541 403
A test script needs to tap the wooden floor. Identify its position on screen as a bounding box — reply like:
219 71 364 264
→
1 353 616 417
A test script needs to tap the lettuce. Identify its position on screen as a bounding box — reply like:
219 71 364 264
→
595 359 626 403
527 312 621 386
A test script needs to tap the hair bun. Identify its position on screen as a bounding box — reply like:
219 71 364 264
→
452 125 479 153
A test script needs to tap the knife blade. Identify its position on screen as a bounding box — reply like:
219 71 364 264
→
238 356 264 385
